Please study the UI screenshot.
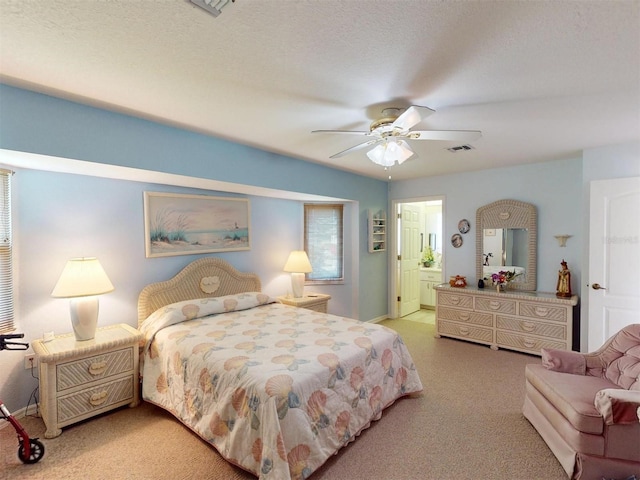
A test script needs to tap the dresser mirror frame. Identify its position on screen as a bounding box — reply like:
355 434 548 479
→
476 199 537 291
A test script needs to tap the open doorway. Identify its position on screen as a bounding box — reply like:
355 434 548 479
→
390 197 444 319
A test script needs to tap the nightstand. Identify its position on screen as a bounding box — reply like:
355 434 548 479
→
277 293 331 313
32 323 143 438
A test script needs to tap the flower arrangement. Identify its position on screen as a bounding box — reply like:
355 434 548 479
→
422 247 435 266
488 269 521 289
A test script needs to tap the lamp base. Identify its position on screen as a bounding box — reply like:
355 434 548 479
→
69 297 99 341
290 272 306 298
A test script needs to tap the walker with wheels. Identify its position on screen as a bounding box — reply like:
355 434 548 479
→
0 333 45 464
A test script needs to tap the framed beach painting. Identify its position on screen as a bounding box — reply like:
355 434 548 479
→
144 192 250 258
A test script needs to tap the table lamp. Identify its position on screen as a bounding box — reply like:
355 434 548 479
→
283 250 312 298
51 257 114 341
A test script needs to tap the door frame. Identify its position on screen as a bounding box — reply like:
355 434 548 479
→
389 195 445 319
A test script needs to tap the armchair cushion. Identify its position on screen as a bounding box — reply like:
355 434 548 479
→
594 388 640 425
542 348 586 375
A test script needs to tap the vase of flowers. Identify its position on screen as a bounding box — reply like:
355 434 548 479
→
488 269 521 292
422 246 435 267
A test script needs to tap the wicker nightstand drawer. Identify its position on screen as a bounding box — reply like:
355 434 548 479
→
277 293 331 313
57 347 134 392
57 375 134 424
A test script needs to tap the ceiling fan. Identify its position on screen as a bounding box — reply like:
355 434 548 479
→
312 106 482 168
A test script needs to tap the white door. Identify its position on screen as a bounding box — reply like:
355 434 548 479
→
588 176 640 350
399 204 421 317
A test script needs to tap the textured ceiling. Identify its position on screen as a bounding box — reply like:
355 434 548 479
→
1 0 638 181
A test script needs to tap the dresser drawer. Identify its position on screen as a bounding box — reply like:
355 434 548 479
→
438 320 493 343
475 297 516 315
496 331 566 354
519 302 567 323
437 292 473 309
496 316 566 340
57 347 134 392
57 375 134 424
438 307 493 327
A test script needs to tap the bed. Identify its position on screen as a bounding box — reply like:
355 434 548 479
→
138 257 423 480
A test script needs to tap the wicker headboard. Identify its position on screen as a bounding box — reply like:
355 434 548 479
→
137 257 262 327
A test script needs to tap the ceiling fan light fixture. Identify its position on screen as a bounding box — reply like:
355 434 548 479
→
367 140 414 167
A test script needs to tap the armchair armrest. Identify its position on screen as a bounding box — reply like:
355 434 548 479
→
594 389 640 425
541 348 586 375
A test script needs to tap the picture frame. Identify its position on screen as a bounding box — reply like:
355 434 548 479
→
451 233 463 248
458 219 470 234
144 192 250 258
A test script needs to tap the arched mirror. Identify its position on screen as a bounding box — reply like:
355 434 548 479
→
476 199 537 291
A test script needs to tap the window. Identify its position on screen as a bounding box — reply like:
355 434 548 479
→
0 169 14 332
304 204 343 283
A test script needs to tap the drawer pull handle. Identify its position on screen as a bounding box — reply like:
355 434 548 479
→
521 322 536 332
449 296 460 305
89 361 108 375
523 339 536 348
458 312 470 321
534 307 549 317
459 327 470 336
489 301 500 310
89 391 108 406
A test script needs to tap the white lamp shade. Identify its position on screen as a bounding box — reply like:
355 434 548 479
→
52 257 114 298
283 251 313 273
52 257 114 341
283 251 312 298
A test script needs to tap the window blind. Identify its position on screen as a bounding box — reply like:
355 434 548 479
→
304 204 343 282
0 169 14 332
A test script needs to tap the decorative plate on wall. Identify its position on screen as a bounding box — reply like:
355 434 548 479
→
451 233 463 248
458 219 470 234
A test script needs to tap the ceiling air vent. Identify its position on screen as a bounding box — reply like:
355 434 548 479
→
447 144 474 153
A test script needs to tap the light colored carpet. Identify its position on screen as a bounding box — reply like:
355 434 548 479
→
1 320 566 480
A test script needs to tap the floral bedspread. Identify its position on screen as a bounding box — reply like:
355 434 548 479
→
140 293 423 480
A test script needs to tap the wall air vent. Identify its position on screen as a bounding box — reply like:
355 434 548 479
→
447 144 475 153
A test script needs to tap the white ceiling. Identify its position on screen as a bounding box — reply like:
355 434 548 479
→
1 0 638 182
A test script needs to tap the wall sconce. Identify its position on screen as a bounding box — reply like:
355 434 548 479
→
51 257 114 341
554 235 572 247
283 250 312 298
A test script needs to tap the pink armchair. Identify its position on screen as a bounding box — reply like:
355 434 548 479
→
523 324 640 480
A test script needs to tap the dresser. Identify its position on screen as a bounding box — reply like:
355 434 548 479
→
435 285 578 355
277 293 331 313
32 323 143 438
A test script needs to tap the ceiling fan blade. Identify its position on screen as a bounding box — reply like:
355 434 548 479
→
330 139 382 159
392 106 435 131
312 129 370 136
406 130 482 142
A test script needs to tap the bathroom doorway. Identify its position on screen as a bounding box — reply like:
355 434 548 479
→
390 197 444 319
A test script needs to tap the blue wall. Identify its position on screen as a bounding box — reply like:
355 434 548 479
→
0 84 389 410
390 158 584 293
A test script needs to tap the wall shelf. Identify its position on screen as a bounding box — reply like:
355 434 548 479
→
368 210 386 253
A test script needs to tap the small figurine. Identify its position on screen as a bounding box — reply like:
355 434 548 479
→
450 275 467 288
556 259 572 298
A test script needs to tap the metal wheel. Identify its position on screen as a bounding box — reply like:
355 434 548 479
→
18 438 45 464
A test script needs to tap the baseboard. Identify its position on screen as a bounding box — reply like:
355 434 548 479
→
368 315 388 324
0 404 40 431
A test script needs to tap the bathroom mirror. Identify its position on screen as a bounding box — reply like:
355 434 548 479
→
476 199 537 291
